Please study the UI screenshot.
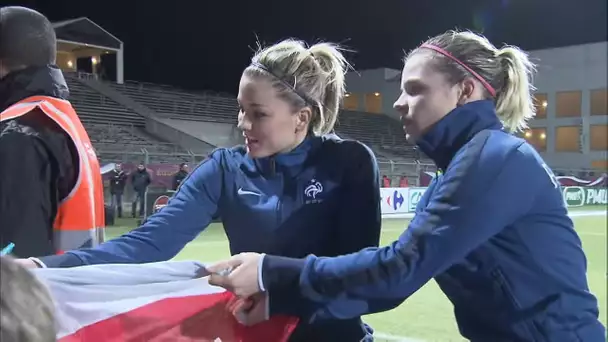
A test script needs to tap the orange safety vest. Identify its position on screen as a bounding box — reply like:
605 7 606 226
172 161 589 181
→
0 95 105 253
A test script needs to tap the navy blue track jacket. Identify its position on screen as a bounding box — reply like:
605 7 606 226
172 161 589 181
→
38 134 382 342
263 101 606 341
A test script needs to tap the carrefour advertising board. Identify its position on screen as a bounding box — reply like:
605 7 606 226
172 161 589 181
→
380 186 606 216
380 188 408 214
380 187 427 215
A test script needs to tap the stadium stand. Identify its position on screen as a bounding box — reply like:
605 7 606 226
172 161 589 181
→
335 111 419 160
64 71 429 181
106 79 421 161
64 73 191 163
110 81 238 124
66 73 145 127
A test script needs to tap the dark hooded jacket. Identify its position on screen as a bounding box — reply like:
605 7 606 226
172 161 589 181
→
0 66 77 258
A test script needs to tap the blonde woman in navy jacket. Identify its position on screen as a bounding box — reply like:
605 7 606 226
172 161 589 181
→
20 40 381 342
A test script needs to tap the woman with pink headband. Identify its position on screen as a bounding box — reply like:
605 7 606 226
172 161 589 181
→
209 30 605 341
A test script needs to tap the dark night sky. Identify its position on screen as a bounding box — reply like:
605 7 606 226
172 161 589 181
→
7 0 608 94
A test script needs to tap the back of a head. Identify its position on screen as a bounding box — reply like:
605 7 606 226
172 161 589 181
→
412 30 536 132
0 6 57 72
244 39 349 135
0 256 56 342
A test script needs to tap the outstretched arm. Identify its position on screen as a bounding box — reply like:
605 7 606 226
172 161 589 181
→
38 153 225 267
264 144 554 320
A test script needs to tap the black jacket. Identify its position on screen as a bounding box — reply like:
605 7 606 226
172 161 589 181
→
131 169 151 192
0 66 77 258
109 170 128 194
172 170 188 190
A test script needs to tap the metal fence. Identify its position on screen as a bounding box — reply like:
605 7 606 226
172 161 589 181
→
99 150 437 213
98 149 206 166
98 149 434 178
98 149 602 198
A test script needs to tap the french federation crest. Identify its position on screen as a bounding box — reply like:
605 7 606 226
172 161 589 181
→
304 179 324 204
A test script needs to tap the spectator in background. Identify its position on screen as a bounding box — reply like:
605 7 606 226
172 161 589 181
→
130 163 151 217
0 256 56 342
172 163 189 191
96 61 107 81
109 163 127 218
382 175 391 187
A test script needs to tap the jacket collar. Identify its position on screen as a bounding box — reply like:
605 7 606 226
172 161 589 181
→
416 100 504 171
0 65 70 111
253 135 322 177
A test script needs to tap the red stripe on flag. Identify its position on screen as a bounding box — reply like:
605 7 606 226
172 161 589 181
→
59 291 298 342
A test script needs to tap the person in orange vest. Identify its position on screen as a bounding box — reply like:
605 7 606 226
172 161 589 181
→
0 6 105 258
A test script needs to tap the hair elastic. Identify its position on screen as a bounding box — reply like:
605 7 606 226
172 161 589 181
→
249 62 316 106
309 50 317 61
419 43 496 97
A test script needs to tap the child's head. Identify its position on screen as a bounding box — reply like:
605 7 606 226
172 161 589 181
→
0 256 56 342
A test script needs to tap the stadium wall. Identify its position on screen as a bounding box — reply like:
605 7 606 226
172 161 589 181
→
346 43 608 171
344 68 401 117
526 41 608 170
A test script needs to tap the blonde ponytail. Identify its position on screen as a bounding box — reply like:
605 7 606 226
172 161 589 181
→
417 30 538 133
308 43 349 135
245 39 350 136
494 46 537 132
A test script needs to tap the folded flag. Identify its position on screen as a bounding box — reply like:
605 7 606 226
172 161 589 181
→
33 261 299 342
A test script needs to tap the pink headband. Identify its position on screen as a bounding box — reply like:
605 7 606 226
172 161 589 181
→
420 43 497 97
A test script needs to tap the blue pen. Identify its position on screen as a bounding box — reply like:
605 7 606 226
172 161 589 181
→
0 243 15 256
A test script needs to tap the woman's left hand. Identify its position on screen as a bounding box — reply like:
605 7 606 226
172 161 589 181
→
208 252 263 298
228 293 268 326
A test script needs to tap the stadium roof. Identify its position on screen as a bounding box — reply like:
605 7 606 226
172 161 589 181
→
53 17 122 51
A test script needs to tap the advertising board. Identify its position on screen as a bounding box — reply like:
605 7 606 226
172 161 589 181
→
380 187 409 214
380 187 429 215
407 187 427 212
562 187 607 207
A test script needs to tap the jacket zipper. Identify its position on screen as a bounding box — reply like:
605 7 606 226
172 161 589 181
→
276 198 282 226
270 159 283 226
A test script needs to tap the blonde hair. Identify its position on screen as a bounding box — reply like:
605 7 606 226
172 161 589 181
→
410 30 537 132
244 39 349 135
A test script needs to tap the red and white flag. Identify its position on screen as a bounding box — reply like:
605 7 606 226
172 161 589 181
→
33 261 299 342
